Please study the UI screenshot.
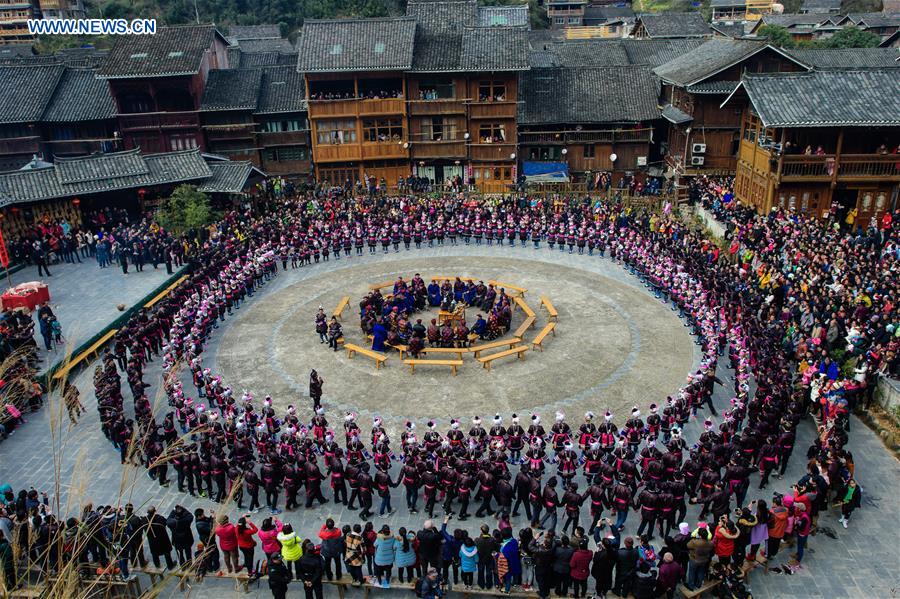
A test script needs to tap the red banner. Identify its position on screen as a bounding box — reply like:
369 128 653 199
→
0 229 8 268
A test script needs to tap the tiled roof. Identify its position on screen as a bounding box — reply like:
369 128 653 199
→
518 66 660 125
42 68 116 122
296 18 417 72
234 51 298 68
460 26 529 71
197 161 265 193
756 13 830 28
583 5 635 24
98 25 224 79
477 6 529 27
635 12 712 37
0 44 34 59
786 47 900 69
685 80 740 94
0 149 213 206
0 65 64 124
407 0 477 34
621 38 706 67
225 24 281 43
654 39 771 86
710 21 748 38
528 38 704 68
800 0 841 12
411 33 464 71
256 66 306 114
233 38 294 54
538 40 632 66
661 103 693 124
710 0 745 7
734 70 900 127
847 12 900 27
201 68 263 111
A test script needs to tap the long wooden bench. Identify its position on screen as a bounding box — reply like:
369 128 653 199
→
144 274 188 308
367 335 407 359
404 358 464 375
477 345 528 370
344 344 387 369
539 296 558 321
52 328 118 381
513 315 536 338
513 297 536 323
324 576 539 599
470 338 522 358
369 280 396 291
421 346 469 360
488 280 527 297
532 322 557 351
678 578 721 598
333 296 350 320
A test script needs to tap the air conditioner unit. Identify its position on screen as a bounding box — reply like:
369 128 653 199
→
691 156 705 166
692 143 707 154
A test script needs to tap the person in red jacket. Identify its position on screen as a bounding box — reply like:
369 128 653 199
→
236 515 258 574
215 515 239 574
569 539 593 598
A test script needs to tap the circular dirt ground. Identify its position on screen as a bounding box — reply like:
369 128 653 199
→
214 251 696 433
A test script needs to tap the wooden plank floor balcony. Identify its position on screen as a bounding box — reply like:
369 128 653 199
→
0 136 41 155
469 142 516 162
468 102 517 120
360 142 409 160
408 100 467 116
780 154 900 182
410 140 467 159
119 111 200 130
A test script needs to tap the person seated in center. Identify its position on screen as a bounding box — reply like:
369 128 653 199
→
427 280 442 307
371 318 387 352
472 314 487 340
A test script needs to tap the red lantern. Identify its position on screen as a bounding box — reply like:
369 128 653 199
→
10 207 18 214
72 198 81 206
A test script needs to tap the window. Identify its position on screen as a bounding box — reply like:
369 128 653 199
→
316 120 356 145
362 117 402 142
478 81 506 102
554 16 565 24
417 77 455 100
422 117 458 141
50 126 75 140
608 24 618 33
568 16 580 23
478 123 506 143
264 146 307 161
168 134 198 151
583 144 595 158
262 119 307 132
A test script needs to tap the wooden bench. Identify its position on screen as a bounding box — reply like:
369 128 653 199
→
344 344 387 369
220 571 251 593
421 347 470 360
133 565 166 586
144 274 188 308
539 296 558 321
488 280 527 298
532 322 557 351
404 358 464 375
333 296 350 320
477 345 528 370
366 335 406 359
513 316 536 338
431 276 476 283
325 577 539 599
369 280 396 291
513 296 536 320
678 578 721 598
9 584 46 599
470 338 523 358
438 310 465 325
52 328 118 381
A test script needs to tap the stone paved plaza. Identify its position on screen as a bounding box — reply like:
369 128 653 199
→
1 244 898 599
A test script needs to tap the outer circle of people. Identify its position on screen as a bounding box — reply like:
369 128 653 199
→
89 184 866 594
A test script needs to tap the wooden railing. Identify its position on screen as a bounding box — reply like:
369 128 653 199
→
257 130 309 146
469 143 516 161
0 136 40 155
118 111 199 130
780 154 900 181
408 99 468 116
307 99 357 118
468 102 517 120
358 98 406 116
45 139 110 156
519 128 653 145
410 140 467 159
360 142 409 160
314 143 361 162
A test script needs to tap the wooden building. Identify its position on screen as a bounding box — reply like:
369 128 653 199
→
97 25 231 154
723 69 900 227
0 64 64 170
296 11 529 192
41 67 118 159
654 39 808 176
631 12 712 39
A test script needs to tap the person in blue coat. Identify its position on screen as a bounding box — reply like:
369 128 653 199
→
472 314 487 339
440 516 463 587
372 320 387 352
459 537 479 589
428 281 442 307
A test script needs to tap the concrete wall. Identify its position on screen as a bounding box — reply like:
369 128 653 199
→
692 205 727 239
876 376 900 420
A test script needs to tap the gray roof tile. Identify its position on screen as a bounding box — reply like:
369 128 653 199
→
201 68 263 111
296 18 417 72
635 12 712 37
654 38 769 85
233 38 294 54
518 66 660 125
621 38 706 66
225 24 282 43
477 6 529 27
407 0 477 34
43 68 116 122
786 47 900 69
737 70 900 127
0 65 64 124
98 25 224 79
0 149 213 206
197 161 264 193
661 103 693 124
256 66 306 114
460 26 529 71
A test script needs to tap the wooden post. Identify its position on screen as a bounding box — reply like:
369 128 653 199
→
831 127 844 188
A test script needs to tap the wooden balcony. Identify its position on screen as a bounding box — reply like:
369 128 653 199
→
779 154 900 183
360 142 409 161
468 102 517 120
45 139 110 156
203 124 256 142
257 130 310 147
314 143 361 163
0 136 40 155
519 128 652 145
358 98 406 116
408 100 467 116
308 99 357 119
410 140 467 160
118 111 200 131
469 143 516 162
263 159 312 176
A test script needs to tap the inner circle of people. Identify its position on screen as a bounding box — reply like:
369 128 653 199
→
92 180 860 594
